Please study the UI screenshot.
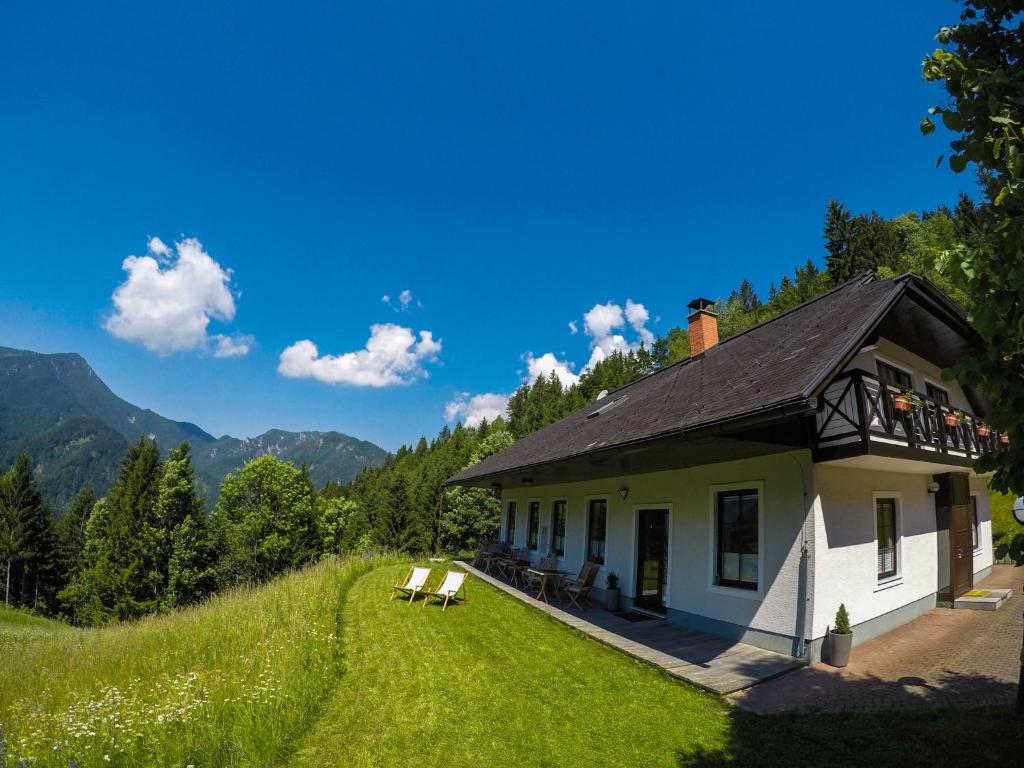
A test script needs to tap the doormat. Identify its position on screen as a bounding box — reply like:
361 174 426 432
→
618 611 659 623
963 589 990 597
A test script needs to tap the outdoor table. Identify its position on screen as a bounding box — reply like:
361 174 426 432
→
480 552 505 575
503 559 531 587
526 568 565 603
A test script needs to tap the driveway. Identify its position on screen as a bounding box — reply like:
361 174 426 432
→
731 564 1022 713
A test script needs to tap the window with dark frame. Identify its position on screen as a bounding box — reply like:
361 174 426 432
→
527 501 540 550
971 496 980 550
504 501 517 545
715 489 759 590
876 497 898 579
877 360 913 390
587 499 607 564
926 382 950 405
551 500 567 556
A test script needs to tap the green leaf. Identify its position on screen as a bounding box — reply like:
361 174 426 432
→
949 154 968 173
936 153 945 168
920 117 936 136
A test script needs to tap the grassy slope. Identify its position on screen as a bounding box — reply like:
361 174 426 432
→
0 556 386 767
289 564 1024 768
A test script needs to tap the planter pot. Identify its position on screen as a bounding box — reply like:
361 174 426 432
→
944 413 958 427
828 631 853 668
1000 434 1010 445
605 588 620 612
892 394 910 412
977 426 991 437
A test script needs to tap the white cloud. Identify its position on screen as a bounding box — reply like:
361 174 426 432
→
381 288 418 311
568 320 578 335
444 392 509 427
524 352 580 387
278 323 441 387
105 237 249 356
213 334 253 358
579 298 653 370
625 299 655 345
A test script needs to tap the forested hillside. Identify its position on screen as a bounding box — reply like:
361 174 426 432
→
0 347 387 509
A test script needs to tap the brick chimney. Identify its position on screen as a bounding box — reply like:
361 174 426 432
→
687 298 719 356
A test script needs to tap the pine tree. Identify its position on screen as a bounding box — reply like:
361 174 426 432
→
824 198 855 284
56 484 95 591
0 455 58 610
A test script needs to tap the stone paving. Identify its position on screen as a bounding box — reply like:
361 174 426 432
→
730 564 1023 714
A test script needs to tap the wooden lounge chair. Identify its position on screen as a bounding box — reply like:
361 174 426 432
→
422 570 468 611
562 561 599 609
390 566 432 604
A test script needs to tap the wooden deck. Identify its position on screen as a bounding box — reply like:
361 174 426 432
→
458 560 805 695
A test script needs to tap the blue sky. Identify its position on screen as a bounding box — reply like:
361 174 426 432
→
0 1 970 451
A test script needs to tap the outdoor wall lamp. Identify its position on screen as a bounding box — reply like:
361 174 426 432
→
1013 496 1024 526
927 481 940 494
618 486 629 501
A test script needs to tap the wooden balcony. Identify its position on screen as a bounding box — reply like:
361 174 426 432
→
813 370 1008 468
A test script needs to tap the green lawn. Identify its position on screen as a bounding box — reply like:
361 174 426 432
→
288 563 1024 768
4 560 1023 767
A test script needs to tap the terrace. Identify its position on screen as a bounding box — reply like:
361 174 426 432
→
813 369 1009 468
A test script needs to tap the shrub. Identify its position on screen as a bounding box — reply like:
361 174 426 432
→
833 603 851 634
606 571 619 590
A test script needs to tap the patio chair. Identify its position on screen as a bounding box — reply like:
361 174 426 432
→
524 553 559 593
422 570 468 611
562 561 599 609
390 566 432 605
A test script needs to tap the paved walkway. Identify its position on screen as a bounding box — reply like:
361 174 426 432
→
458 560 804 695
731 564 1023 713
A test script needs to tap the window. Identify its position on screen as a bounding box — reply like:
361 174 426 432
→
971 496 980 551
876 497 898 580
587 499 607 564
877 361 913 389
715 489 759 590
551 500 567 556
504 502 517 545
926 382 950 405
527 501 540 551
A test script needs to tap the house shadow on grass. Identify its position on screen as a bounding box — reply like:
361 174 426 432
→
674 668 1022 768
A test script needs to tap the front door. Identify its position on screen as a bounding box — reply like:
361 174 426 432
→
636 509 669 612
951 500 974 597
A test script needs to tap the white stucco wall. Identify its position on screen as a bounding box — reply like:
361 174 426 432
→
845 337 974 411
500 450 814 643
811 463 994 640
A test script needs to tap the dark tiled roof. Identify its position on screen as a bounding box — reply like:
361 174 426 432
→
449 274 910 485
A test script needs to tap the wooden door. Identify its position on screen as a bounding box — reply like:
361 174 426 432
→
950 501 974 597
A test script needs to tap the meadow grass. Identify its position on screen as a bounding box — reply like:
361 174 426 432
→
288 563 1024 768
0 555 388 768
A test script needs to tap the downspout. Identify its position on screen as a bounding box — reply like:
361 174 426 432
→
787 449 814 660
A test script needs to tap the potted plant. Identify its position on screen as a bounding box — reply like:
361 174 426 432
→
827 603 853 668
605 571 620 612
1000 433 1010 446
943 410 958 428
976 423 991 437
891 392 911 412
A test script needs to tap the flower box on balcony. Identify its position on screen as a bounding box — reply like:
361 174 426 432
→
1000 433 1010 445
976 424 991 437
892 394 911 412
943 412 958 427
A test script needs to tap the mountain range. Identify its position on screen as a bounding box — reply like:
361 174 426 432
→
0 346 388 511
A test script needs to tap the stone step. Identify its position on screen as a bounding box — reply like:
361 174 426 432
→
954 587 1012 611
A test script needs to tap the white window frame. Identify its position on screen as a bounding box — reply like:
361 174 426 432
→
707 480 765 600
526 497 543 553
874 354 915 391
549 498 569 559
583 494 609 568
504 499 519 547
873 491 903 589
631 503 673 608
970 491 983 555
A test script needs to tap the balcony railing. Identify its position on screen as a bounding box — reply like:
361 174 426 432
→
814 369 1008 463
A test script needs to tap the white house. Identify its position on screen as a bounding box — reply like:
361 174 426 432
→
448 274 1004 662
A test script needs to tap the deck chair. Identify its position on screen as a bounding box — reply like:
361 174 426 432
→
562 561 599 609
390 566 432 604
422 570 467 611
